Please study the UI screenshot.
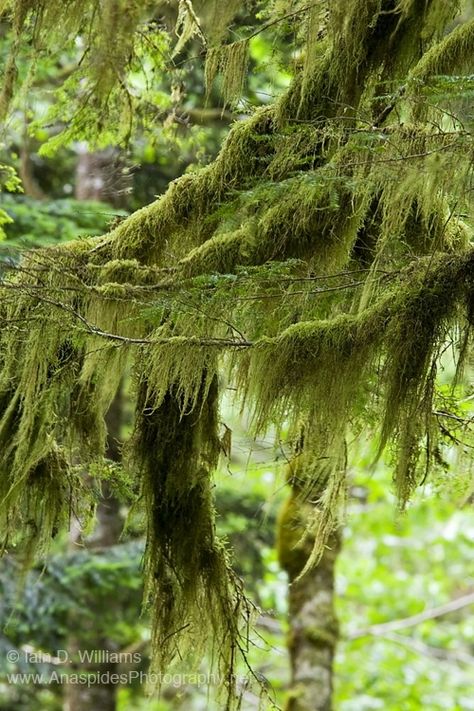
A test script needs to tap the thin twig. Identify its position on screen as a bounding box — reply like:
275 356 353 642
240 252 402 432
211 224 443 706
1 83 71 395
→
348 591 474 640
381 632 474 666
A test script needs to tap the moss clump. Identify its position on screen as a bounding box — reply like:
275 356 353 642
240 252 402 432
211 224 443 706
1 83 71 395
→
99 106 276 264
242 249 474 556
131 376 252 706
411 16 474 83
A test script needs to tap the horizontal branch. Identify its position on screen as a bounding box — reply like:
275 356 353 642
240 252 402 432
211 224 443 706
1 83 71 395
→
6 247 474 357
348 591 474 640
381 631 474 666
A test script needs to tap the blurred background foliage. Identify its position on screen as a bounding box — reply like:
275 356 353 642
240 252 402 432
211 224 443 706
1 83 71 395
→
0 1 473 709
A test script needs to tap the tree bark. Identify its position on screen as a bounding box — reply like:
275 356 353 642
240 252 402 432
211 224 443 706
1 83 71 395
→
278 483 341 711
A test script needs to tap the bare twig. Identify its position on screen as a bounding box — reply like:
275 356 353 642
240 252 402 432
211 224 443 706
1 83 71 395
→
381 632 474 666
348 591 474 640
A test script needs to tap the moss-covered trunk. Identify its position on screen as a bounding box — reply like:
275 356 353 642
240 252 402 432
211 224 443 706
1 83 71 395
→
278 472 341 711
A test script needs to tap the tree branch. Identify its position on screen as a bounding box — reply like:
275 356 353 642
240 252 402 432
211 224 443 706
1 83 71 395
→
348 591 474 640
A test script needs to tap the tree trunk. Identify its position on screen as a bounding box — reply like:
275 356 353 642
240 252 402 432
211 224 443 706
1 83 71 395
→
278 484 341 711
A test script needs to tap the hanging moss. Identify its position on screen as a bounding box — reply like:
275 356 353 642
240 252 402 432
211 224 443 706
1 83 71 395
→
142 338 219 414
205 38 249 106
410 16 474 83
239 249 474 555
0 253 129 557
131 376 253 706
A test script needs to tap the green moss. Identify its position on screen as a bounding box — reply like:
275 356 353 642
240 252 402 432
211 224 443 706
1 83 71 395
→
205 38 250 106
306 624 339 648
277 488 310 580
130 377 251 706
101 106 276 264
411 17 474 82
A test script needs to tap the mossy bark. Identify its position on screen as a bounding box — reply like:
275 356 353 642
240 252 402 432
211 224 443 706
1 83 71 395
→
278 484 341 711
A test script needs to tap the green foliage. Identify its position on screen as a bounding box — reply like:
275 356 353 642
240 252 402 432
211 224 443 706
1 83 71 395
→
0 542 144 658
0 0 172 150
0 541 145 710
335 462 474 711
0 195 123 250
0 162 22 240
